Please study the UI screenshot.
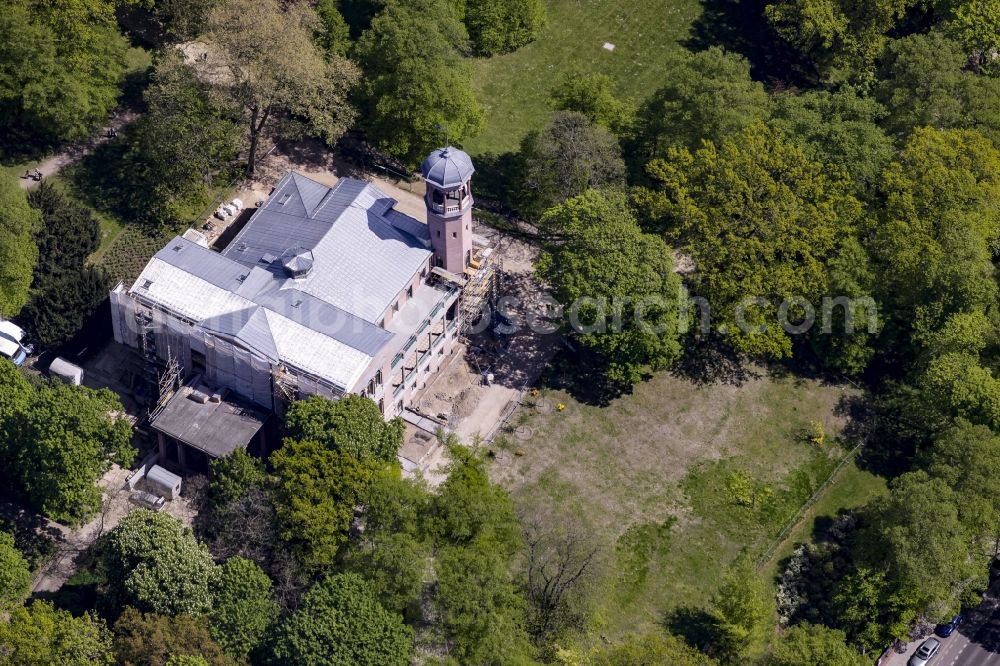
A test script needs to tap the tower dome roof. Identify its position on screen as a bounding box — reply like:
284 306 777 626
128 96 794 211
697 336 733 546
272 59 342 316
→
420 147 474 188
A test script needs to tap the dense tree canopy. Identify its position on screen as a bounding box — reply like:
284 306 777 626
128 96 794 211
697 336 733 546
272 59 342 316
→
353 0 484 165
514 111 626 219
265 572 412 666
536 190 684 383
551 73 636 135
113 607 237 666
765 623 866 666
631 48 769 161
587 632 717 665
105 510 217 616
637 122 859 358
0 175 40 317
0 531 31 613
284 394 404 463
5 382 134 523
207 557 278 659
0 601 114 666
271 438 387 569
0 1 128 144
205 0 359 173
122 51 242 226
463 0 546 55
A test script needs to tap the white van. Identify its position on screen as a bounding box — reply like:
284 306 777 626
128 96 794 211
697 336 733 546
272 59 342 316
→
0 320 31 367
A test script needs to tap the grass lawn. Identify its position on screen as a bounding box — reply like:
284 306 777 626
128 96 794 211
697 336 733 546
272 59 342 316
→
491 365 883 641
465 0 701 155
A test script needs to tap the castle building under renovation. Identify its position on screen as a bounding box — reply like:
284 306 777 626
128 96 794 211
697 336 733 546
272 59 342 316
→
109 147 497 471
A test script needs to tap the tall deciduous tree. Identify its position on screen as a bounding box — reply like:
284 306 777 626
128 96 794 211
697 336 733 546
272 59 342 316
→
10 383 134 523
637 123 859 359
0 601 114 666
266 572 412 666
631 47 769 160
869 128 1000 337
765 0 921 76
0 1 128 143
876 32 1000 146
706 556 772 662
284 394 404 463
551 72 636 135
353 0 484 165
765 623 866 666
205 0 359 174
0 531 31 613
209 448 267 507
463 0 546 55
856 472 983 620
113 607 237 666
0 174 40 317
536 190 684 383
104 510 217 616
207 557 278 659
514 111 626 219
123 51 242 226
270 438 387 569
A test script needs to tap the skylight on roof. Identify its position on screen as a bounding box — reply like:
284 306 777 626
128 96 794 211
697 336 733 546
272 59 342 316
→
278 193 292 205
141 279 153 289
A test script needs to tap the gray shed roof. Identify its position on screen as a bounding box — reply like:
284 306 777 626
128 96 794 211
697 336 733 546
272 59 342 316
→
420 147 474 188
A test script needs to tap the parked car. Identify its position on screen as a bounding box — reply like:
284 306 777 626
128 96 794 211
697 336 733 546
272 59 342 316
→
0 320 31 366
909 637 941 666
935 615 963 637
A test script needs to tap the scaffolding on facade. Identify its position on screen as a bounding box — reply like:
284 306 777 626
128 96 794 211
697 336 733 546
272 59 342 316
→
459 245 502 338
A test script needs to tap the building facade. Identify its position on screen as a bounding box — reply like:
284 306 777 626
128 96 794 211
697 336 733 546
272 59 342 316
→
110 148 478 424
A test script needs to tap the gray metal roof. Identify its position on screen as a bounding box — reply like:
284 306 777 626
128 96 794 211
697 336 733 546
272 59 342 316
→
420 147 474 188
221 174 432 322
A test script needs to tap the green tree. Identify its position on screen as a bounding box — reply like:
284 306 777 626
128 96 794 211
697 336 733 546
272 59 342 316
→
342 474 433 615
876 32 1000 146
856 472 983 620
0 174 40 317
105 510 217 616
536 190 684 383
765 623 866 665
0 531 31 613
315 0 351 56
706 556 772 662
0 1 128 143
587 632 717 665
435 541 535 665
831 566 913 652
514 111 626 219
27 181 100 281
284 394 405 463
21 265 110 349
209 448 267 507
464 0 546 55
205 0 359 173
0 360 33 471
0 601 114 666
551 72 636 134
637 122 859 358
270 438 387 569
113 607 236 666
631 47 769 160
353 0 484 165
869 128 1000 337
771 86 894 194
10 383 134 523
165 657 211 666
207 557 278 659
266 572 412 666
924 419 1000 551
123 51 242 226
943 0 1000 73
765 0 920 76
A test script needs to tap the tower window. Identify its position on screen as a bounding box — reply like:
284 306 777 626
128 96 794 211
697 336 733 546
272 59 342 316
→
437 230 441 237
452 232 457 238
